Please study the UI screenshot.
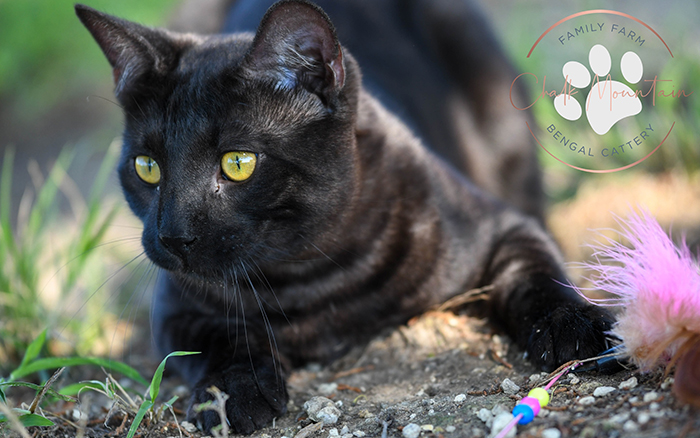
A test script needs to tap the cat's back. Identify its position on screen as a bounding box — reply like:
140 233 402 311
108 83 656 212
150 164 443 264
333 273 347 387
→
222 0 543 219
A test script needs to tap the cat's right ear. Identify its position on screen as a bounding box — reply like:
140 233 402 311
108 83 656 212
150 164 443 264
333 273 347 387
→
244 0 346 101
75 4 178 101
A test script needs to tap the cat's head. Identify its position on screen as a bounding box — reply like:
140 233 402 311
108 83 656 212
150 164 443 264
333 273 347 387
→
77 1 360 282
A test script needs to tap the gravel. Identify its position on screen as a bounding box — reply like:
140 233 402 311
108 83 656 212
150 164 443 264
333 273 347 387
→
500 378 520 395
304 396 342 425
578 396 596 405
541 428 562 438
619 376 638 390
490 413 516 438
593 386 616 397
402 423 421 438
478 408 494 426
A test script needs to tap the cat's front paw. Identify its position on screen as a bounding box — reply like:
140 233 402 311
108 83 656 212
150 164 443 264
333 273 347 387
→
187 361 288 435
527 303 614 371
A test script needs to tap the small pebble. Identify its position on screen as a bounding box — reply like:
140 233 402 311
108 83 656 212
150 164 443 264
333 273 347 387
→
353 431 365 437
328 428 340 437
578 396 596 406
638 412 651 425
491 404 510 417
358 409 373 419
478 408 493 425
650 410 665 419
490 413 516 438
569 375 580 385
623 420 639 431
304 396 342 425
180 421 197 433
610 412 630 423
402 423 421 438
649 402 660 411
72 409 88 422
421 425 434 431
541 428 562 438
454 394 467 403
445 426 456 433
661 377 674 390
528 374 541 385
500 378 520 395
296 422 323 438
619 376 638 390
318 383 338 395
341 426 350 435
593 386 616 397
643 391 659 403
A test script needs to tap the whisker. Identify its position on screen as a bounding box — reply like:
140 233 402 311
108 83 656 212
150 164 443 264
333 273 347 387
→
59 251 147 336
298 234 347 271
240 260 282 386
111 258 157 360
250 259 290 325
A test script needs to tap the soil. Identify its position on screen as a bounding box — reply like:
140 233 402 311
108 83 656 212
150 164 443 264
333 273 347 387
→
4 308 698 438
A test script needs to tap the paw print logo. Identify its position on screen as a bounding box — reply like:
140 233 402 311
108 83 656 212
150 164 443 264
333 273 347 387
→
554 44 644 135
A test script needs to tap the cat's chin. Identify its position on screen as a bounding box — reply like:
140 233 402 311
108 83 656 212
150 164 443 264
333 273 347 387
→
168 268 228 288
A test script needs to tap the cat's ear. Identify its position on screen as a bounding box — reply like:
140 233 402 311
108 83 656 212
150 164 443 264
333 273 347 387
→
244 0 345 99
75 4 179 101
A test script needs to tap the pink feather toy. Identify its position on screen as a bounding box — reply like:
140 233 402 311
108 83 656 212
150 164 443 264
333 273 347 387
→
578 209 700 406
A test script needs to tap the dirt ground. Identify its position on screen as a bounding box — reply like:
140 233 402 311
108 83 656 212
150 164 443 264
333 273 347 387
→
5 308 699 438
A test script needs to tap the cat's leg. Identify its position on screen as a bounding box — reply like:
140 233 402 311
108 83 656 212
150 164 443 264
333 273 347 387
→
152 274 288 434
480 213 614 369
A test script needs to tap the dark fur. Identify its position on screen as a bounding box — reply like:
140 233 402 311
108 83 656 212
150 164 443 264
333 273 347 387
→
76 1 613 434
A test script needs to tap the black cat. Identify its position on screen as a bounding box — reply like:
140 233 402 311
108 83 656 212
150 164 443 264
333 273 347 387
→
76 0 613 434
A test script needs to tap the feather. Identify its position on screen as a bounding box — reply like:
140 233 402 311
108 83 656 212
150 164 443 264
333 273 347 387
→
577 209 700 374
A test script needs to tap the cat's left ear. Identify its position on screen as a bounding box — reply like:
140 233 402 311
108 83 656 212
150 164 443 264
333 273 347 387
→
75 4 180 102
244 0 345 100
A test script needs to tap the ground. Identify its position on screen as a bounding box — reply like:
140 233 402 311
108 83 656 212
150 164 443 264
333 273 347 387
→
5 307 699 438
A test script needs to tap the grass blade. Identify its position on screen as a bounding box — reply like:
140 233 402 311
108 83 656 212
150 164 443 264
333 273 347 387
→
18 413 55 427
10 357 148 387
126 400 153 438
148 351 199 402
18 329 46 369
0 382 76 403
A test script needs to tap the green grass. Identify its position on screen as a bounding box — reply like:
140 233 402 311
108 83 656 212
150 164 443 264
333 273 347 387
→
1 329 197 436
0 0 175 122
0 143 122 368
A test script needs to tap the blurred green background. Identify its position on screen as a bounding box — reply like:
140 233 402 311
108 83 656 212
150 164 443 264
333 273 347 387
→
0 0 698 368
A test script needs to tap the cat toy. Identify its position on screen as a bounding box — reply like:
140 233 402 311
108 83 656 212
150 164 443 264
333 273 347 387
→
578 209 700 406
494 210 700 437
493 363 580 438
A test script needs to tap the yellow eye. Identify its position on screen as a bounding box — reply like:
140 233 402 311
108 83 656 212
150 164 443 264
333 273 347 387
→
134 155 161 184
221 151 257 182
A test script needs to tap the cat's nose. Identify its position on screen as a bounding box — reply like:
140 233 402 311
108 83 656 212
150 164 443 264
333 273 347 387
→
159 234 197 260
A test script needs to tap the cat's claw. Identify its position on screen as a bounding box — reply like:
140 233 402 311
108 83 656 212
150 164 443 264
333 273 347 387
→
186 362 288 435
526 303 614 371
